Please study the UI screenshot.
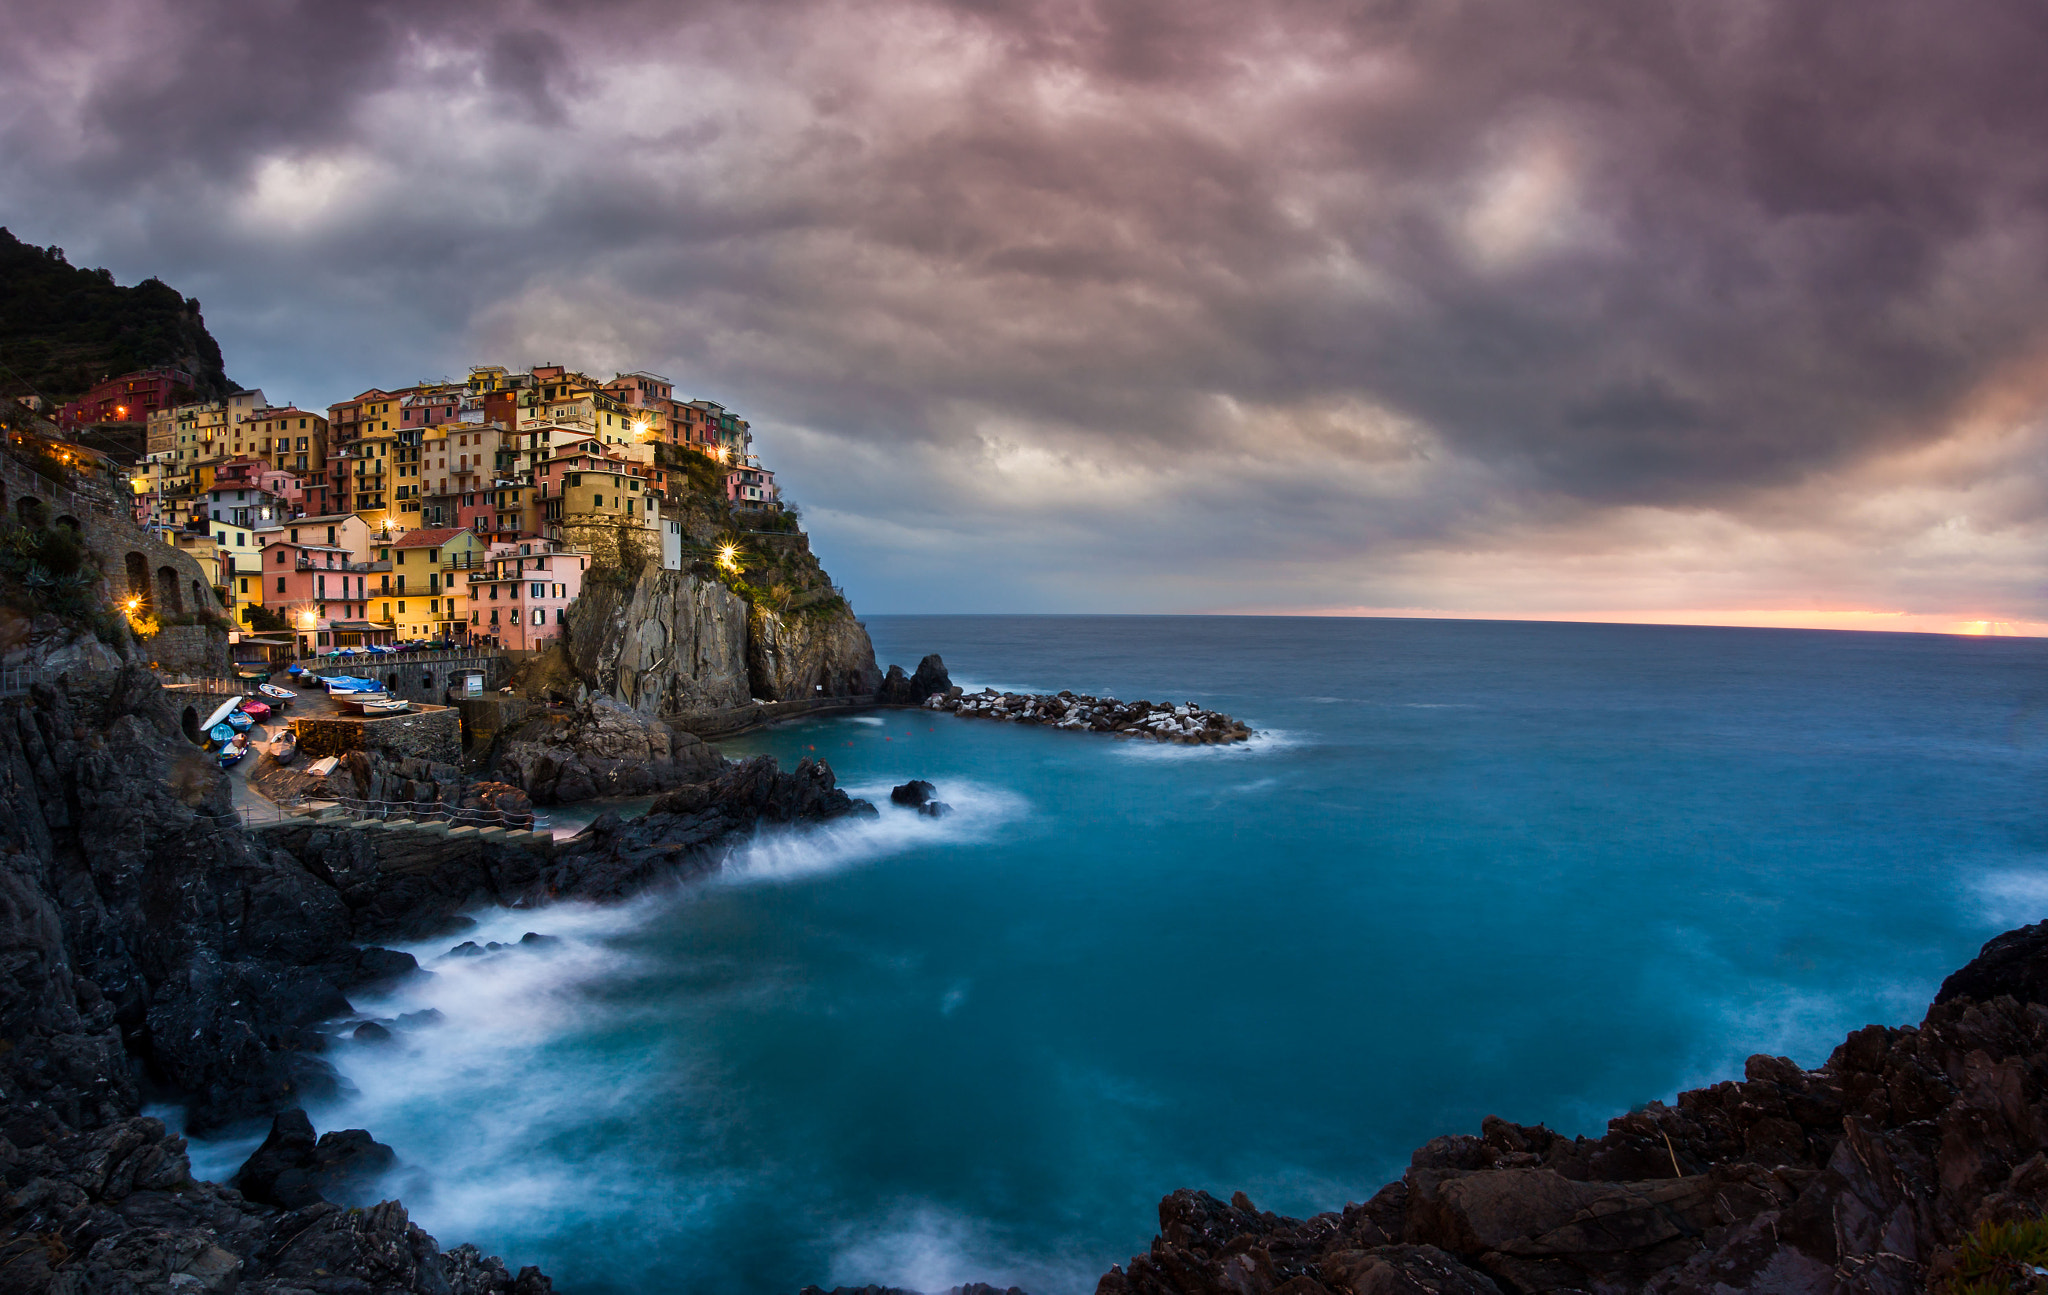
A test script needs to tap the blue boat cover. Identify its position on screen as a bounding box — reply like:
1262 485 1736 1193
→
209 722 235 742
320 675 382 692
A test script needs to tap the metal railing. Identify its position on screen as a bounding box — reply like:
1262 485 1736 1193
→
292 646 504 669
0 666 57 697
154 672 244 696
324 795 549 832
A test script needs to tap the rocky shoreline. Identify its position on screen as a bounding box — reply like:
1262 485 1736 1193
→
923 687 1252 745
8 664 2048 1294
0 665 874 1293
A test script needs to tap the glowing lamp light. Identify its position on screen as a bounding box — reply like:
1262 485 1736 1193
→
124 596 141 612
717 543 739 571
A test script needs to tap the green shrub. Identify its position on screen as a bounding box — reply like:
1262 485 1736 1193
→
1947 1216 2048 1293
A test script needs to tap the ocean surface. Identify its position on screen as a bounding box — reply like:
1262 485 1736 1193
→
186 616 2048 1294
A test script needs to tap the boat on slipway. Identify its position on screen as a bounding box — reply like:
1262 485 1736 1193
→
258 683 297 707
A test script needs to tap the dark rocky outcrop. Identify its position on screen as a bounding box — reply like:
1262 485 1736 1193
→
0 664 871 1293
494 694 721 803
877 654 955 706
1936 918 2048 1007
536 756 875 900
230 1108 397 1209
891 779 936 806
1089 925 2048 1295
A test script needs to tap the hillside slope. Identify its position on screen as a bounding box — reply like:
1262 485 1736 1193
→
0 228 232 403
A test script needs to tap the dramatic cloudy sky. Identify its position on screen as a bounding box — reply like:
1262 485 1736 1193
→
5 0 2047 630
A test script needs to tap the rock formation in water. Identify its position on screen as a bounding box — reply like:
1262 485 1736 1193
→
0 664 870 1292
876 653 955 706
1084 921 2048 1295
926 687 1252 745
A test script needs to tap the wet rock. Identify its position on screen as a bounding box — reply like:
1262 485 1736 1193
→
230 1108 398 1209
918 801 953 819
891 779 936 806
495 694 721 804
1937 919 2048 1006
448 940 486 957
353 1020 394 1044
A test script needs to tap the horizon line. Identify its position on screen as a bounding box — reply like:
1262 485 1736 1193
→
855 608 2048 639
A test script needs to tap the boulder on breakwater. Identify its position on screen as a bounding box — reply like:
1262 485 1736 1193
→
926 687 1252 745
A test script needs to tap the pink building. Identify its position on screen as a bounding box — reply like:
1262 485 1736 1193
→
262 540 387 653
462 538 587 650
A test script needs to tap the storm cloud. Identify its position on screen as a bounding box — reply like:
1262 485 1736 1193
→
4 0 2046 626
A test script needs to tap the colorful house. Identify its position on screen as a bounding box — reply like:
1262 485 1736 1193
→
462 539 588 650
373 528 487 640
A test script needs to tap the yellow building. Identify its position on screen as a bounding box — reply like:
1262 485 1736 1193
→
374 528 487 639
347 426 398 529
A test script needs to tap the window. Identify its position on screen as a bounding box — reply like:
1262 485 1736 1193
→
510 609 520 624
239 577 249 593
530 582 546 599
398 602 405 613
276 577 285 594
533 608 546 625
275 548 286 565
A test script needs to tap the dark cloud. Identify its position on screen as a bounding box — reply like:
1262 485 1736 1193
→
2 0 2046 619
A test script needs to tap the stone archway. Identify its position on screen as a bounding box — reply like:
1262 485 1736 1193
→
181 706 200 744
125 552 151 609
53 515 79 532
157 567 183 615
16 497 47 527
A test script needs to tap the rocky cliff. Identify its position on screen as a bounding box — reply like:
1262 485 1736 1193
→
0 665 871 1292
559 568 754 717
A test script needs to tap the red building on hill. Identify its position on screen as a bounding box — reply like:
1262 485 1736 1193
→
57 367 194 430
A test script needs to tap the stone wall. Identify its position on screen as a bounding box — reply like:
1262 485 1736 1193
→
453 694 534 753
0 451 220 624
148 623 228 675
296 653 507 705
290 704 461 764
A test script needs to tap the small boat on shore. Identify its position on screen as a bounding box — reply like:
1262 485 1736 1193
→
360 698 411 715
239 699 271 721
208 721 236 745
272 729 298 764
200 696 243 736
219 734 249 767
225 709 255 732
258 683 297 706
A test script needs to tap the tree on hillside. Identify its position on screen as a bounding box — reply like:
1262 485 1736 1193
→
0 229 234 403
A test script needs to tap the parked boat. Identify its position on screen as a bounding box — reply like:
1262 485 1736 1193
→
258 683 297 706
218 734 249 768
239 699 272 721
200 696 244 736
208 722 236 745
272 729 298 764
225 709 255 732
360 698 411 715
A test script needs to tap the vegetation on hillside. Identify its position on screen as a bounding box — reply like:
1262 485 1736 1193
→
0 228 233 404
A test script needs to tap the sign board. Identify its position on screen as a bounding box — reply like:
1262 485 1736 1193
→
464 672 484 697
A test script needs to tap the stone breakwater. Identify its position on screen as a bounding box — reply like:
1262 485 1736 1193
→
924 687 1253 745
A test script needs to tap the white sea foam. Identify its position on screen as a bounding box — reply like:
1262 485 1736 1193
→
291 896 698 1257
844 716 886 727
720 779 1029 886
1968 866 2048 929
1108 727 1306 761
827 1203 1098 1295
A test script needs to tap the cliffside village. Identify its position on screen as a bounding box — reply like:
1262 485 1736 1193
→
32 362 782 657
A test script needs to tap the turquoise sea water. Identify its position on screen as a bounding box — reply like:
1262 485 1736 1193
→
193 616 2048 1293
